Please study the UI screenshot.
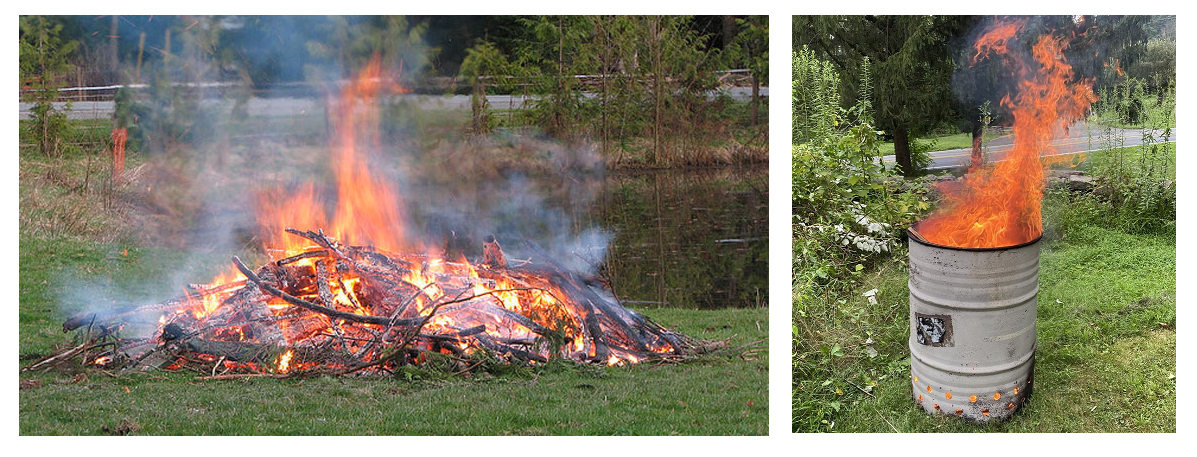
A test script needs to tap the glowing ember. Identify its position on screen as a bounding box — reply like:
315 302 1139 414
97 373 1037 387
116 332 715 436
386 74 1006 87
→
916 20 1096 248
276 349 294 373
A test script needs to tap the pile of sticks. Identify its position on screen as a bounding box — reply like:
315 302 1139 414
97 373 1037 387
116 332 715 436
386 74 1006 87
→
27 228 702 378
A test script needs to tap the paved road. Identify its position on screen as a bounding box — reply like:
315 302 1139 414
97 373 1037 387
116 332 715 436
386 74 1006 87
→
18 86 767 121
883 123 1177 171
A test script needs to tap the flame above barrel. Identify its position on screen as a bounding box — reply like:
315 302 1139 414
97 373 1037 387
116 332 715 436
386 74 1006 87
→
917 19 1096 248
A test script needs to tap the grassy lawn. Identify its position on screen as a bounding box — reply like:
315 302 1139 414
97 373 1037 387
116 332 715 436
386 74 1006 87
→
878 130 1007 156
19 236 767 435
793 190 1175 432
1074 144 1176 177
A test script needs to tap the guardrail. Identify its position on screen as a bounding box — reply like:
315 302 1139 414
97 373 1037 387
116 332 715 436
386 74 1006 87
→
20 69 758 103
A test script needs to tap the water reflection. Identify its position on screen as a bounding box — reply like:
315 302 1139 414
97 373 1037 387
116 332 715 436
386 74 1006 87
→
594 167 768 309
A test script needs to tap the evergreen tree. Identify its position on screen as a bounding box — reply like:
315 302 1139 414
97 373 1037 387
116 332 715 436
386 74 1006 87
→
20 16 78 158
795 15 970 175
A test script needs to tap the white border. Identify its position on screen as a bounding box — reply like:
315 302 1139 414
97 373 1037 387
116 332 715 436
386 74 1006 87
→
5 3 1189 453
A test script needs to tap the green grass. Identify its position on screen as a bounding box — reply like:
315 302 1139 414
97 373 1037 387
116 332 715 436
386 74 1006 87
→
19 237 767 435
878 131 1005 156
1074 144 1176 177
793 193 1176 432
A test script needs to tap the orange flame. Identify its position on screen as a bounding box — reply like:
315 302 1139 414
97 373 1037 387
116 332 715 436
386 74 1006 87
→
276 349 294 373
972 19 1025 64
254 55 414 257
190 267 244 319
918 21 1095 248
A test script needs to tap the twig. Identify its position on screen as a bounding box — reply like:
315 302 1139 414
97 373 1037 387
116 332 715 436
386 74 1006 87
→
212 356 225 377
337 289 465 376
845 379 876 398
23 340 111 372
875 409 900 433
80 315 97 367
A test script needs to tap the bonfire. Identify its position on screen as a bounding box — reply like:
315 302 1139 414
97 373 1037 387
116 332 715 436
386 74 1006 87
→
25 57 709 378
31 229 699 378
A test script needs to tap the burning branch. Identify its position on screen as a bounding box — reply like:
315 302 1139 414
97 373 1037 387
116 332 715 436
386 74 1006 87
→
38 229 701 378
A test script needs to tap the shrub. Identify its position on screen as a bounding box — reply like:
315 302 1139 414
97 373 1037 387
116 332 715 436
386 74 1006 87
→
19 16 78 159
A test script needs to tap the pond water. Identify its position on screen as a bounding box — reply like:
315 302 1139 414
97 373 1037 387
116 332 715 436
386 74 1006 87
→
594 167 769 309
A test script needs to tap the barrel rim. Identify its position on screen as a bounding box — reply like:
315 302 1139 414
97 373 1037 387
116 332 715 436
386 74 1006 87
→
908 224 1042 251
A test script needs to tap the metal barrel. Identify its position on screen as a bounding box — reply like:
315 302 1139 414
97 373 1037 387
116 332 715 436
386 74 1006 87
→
907 227 1040 422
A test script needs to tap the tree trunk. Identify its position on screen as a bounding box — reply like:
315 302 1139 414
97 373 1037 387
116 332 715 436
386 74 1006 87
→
969 119 984 170
136 32 145 83
471 77 488 135
555 16 566 138
599 25 609 158
722 16 736 48
651 18 663 165
893 126 914 176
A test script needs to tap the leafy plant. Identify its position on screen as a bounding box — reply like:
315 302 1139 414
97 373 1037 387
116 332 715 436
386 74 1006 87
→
1081 80 1176 235
19 16 78 159
507 16 731 165
793 54 931 303
459 40 518 135
726 16 768 126
793 50 935 431
792 47 841 144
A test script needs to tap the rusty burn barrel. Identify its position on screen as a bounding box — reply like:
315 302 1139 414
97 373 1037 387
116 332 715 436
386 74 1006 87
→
907 226 1040 422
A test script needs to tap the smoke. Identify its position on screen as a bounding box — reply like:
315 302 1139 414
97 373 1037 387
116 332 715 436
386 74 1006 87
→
401 153 612 274
61 16 616 318
952 15 1139 121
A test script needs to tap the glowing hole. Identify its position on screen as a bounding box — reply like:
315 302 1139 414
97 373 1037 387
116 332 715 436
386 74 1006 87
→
1013 386 1020 395
1007 402 1015 410
969 395 978 403
926 386 932 393
982 409 990 416
955 409 963 416
993 392 1002 401
918 394 924 402
912 375 919 383
934 403 940 410
945 392 952 400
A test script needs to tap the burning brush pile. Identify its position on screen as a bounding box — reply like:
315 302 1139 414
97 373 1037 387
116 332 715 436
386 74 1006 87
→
30 229 697 378
25 57 707 379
